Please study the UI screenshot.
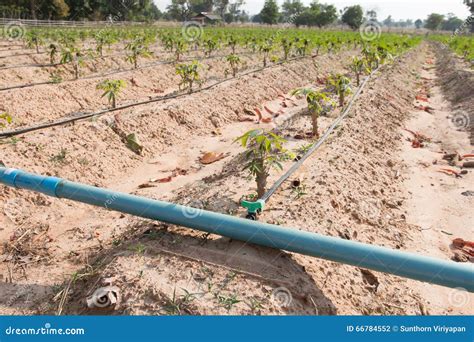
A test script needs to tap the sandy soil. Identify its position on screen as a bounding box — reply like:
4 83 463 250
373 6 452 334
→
0 41 472 316
399 45 474 313
0 51 270 127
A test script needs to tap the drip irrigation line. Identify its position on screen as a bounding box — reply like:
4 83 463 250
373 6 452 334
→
0 51 45 59
0 50 259 92
0 55 310 139
261 71 375 203
0 46 25 51
258 54 405 210
0 52 130 70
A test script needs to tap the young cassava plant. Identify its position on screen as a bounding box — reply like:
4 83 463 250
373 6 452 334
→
25 32 43 53
327 74 352 107
350 56 370 86
174 40 187 62
48 43 58 64
204 39 218 57
291 89 335 138
96 79 126 108
125 38 152 69
176 61 201 93
259 41 273 67
60 46 85 80
225 53 241 77
236 129 289 198
281 38 293 61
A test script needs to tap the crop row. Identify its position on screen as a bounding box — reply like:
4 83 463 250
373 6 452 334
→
429 34 474 64
1 26 421 72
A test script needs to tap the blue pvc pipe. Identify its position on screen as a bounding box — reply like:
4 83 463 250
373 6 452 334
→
1 167 473 292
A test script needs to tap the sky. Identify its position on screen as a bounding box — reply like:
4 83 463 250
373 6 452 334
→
153 0 472 21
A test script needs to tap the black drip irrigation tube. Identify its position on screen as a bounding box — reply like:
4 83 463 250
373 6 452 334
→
0 50 259 92
0 55 311 139
0 61 58 70
0 52 130 71
0 50 46 59
241 56 403 220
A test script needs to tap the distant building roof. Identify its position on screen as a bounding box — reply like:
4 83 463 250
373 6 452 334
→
193 12 222 21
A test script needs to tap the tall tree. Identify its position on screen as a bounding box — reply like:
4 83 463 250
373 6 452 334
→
215 0 229 19
424 13 444 30
225 0 246 23
191 0 213 13
415 19 423 29
259 0 279 24
383 15 393 27
166 0 192 20
366 9 377 21
442 13 464 31
65 0 96 20
464 0 474 32
294 2 337 27
341 5 363 29
465 0 474 13
281 0 304 22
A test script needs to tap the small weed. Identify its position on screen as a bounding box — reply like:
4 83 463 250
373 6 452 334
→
217 293 241 311
296 143 313 155
0 112 13 128
49 72 63 84
163 288 199 315
50 149 68 164
0 137 20 145
128 243 146 254
291 184 307 199
246 297 264 312
78 157 89 166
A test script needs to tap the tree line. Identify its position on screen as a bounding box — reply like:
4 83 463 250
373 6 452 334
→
0 0 162 21
255 0 472 31
0 0 472 32
0 0 247 22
